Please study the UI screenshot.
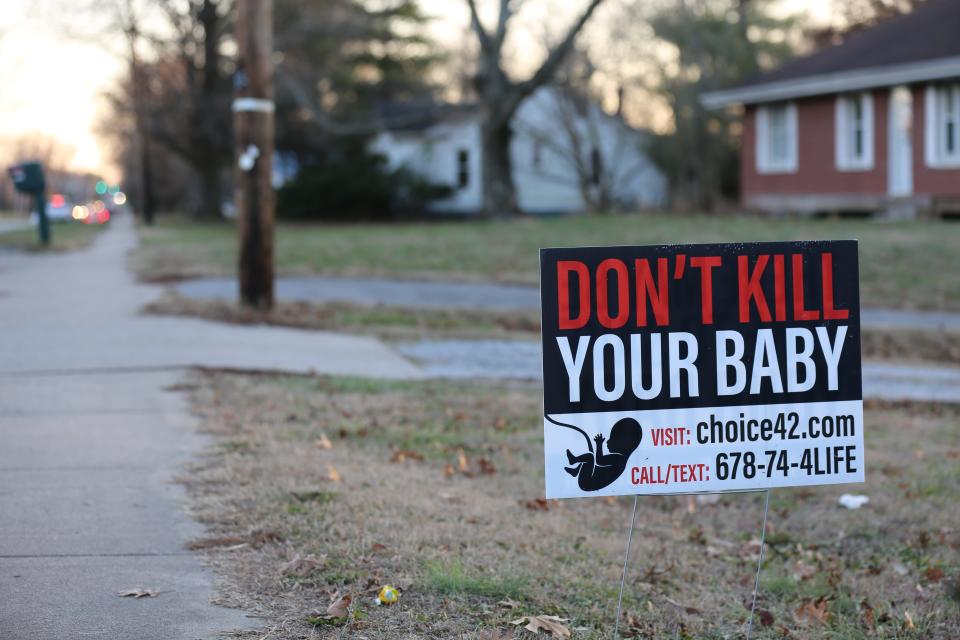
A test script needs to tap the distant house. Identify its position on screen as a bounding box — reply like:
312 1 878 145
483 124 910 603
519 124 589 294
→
702 0 960 218
370 86 667 215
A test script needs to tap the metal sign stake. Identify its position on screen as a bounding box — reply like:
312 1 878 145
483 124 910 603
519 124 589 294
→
746 489 772 640
613 495 639 639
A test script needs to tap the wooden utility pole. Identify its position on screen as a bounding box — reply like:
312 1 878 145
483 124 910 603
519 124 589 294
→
234 0 275 308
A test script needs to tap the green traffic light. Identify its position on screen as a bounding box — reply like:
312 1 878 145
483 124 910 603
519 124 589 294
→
95 180 107 195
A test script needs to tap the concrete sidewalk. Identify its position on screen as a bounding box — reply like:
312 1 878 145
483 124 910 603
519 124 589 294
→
0 215 422 639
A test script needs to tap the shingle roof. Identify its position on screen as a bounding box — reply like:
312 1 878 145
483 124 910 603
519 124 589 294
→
743 0 960 87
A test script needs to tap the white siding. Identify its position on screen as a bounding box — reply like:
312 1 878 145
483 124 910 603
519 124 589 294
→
371 87 667 214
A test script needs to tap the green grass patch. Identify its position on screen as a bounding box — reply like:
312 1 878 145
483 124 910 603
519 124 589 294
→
424 559 527 600
136 213 960 310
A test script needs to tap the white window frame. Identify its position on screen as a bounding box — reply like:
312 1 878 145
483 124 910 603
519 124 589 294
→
835 92 875 171
925 84 960 168
756 102 798 174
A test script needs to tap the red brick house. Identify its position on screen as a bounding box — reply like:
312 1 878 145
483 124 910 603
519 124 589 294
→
702 0 960 217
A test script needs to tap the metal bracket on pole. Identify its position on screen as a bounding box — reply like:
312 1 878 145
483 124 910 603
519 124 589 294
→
231 98 275 113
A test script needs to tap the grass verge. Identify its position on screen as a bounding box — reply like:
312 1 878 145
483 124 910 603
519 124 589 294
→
0 221 105 252
133 213 960 310
180 371 960 639
146 292 960 365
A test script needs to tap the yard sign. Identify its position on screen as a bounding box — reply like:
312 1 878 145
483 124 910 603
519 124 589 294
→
540 241 864 499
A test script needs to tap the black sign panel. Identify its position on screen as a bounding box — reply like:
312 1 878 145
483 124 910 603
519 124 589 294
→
540 241 861 414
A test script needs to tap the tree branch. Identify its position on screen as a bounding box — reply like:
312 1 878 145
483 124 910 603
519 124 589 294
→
493 0 514 50
517 0 604 100
465 0 493 54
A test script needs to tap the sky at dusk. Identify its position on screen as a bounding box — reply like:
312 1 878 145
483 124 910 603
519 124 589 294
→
0 0 834 179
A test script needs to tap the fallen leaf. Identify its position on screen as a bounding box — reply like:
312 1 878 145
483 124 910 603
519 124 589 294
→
904 610 915 630
280 553 325 577
794 597 830 626
327 465 342 483
524 498 550 511
756 609 774 627
476 457 497 475
443 463 455 478
498 597 521 609
861 600 875 630
663 596 701 615
310 594 352 622
117 588 158 598
370 542 388 554
511 615 571 638
924 566 945 583
792 560 817 581
457 449 469 472
315 434 333 449
390 449 424 463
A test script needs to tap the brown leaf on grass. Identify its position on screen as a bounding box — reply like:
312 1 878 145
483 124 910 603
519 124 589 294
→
187 529 281 550
663 596 701 615
315 433 333 449
327 465 342 483
443 463 455 478
861 600 875 630
457 449 469 472
476 457 497 475
524 498 550 511
924 566 945 583
756 609 775 627
370 542 389 554
312 594 352 621
498 597 521 609
904 610 915 630
117 588 158 598
511 615 571 638
280 553 326 577
187 535 246 550
390 449 424 463
792 560 817 581
794 597 830 626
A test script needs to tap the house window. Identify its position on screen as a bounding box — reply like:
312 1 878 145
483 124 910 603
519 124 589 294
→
835 93 874 171
926 84 960 167
456 149 469 189
756 102 798 174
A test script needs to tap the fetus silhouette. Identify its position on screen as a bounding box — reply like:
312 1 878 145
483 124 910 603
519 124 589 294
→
548 416 643 492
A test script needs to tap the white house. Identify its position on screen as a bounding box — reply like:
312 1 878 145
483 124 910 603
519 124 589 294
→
369 86 667 214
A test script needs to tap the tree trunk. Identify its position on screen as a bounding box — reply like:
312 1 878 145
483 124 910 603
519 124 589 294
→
195 161 223 218
139 136 156 225
480 118 519 217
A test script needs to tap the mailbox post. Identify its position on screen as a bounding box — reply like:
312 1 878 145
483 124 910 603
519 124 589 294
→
8 162 49 245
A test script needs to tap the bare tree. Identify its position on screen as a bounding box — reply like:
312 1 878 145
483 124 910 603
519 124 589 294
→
465 0 605 216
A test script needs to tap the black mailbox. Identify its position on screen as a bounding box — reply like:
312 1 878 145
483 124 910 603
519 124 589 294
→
7 162 49 244
9 162 46 194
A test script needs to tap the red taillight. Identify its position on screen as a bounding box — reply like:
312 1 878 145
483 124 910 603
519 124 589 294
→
97 211 110 224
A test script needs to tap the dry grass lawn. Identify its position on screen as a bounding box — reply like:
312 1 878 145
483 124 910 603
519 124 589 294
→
182 372 960 639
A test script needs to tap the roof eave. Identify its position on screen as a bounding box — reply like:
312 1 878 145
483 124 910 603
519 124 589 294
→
701 55 960 108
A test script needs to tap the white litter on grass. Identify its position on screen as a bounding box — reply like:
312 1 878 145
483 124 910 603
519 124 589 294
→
838 494 870 509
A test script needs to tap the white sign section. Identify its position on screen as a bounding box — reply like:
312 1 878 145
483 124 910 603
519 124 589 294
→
540 241 864 499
